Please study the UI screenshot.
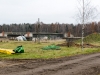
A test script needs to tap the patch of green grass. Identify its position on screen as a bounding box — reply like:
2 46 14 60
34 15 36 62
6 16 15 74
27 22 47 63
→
0 40 100 59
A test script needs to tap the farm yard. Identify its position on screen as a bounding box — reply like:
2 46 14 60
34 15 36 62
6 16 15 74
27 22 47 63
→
0 33 100 75
0 0 100 74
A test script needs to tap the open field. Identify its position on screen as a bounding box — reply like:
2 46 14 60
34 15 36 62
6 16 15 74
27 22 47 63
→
0 39 100 59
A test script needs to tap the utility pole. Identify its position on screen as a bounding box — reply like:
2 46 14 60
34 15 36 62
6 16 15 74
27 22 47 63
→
37 18 40 43
82 0 84 50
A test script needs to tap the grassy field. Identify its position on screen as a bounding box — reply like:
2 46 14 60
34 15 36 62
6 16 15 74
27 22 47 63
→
0 39 100 59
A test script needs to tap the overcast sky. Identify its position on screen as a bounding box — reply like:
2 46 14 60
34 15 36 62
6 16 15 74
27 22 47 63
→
0 0 100 24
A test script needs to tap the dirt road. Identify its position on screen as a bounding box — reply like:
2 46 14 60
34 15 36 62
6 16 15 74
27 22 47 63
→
0 53 100 75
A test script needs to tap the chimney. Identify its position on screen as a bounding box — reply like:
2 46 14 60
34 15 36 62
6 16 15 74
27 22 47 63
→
2 31 4 37
68 32 70 37
27 32 30 37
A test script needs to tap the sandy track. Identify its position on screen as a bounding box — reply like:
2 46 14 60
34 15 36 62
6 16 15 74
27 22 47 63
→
0 53 100 75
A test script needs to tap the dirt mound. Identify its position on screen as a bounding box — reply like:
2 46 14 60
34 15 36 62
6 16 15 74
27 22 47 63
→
57 42 80 47
57 42 100 48
83 43 100 48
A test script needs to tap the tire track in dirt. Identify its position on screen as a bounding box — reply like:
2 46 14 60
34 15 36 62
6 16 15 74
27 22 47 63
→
1 53 100 75
47 58 100 75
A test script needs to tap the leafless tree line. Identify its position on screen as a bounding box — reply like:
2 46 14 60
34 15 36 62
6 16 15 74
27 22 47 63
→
0 22 100 37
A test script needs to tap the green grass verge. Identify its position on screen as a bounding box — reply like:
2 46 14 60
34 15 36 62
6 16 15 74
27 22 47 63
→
0 40 100 59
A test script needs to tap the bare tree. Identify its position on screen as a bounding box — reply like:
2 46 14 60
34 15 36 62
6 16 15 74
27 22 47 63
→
76 0 98 23
76 0 98 50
